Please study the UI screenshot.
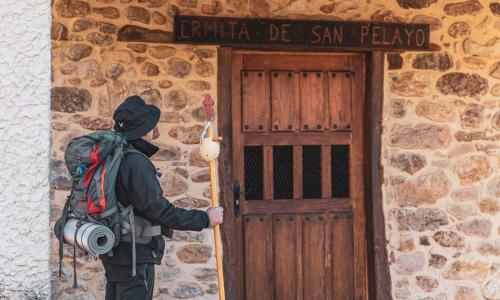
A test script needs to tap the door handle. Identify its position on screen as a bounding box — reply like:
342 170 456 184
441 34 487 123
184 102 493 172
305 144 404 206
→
234 180 240 217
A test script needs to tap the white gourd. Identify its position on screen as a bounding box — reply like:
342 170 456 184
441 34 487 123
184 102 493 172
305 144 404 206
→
199 121 220 162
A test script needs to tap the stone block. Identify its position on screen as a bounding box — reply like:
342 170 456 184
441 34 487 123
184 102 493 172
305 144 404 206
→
389 152 426 175
157 266 181 281
176 244 212 263
191 169 210 182
51 23 68 41
389 124 451 150
160 111 181 123
189 148 210 167
86 32 113 46
436 72 488 97
457 219 492 237
483 278 500 299
393 170 450 206
446 203 477 220
74 116 113 130
444 260 489 281
148 45 176 59
477 240 500 256
432 231 465 249
415 100 454 123
390 71 431 97
50 160 72 190
396 0 436 9
491 3 500 15
429 253 447 269
92 7 120 19
411 15 442 31
456 286 478 300
416 276 438 292
195 59 215 77
141 62 160 76
152 144 181 161
460 104 484 129
51 87 91 113
444 0 483 16
160 173 188 196
173 281 204 299
127 43 147 53
172 231 205 242
118 25 172 43
167 57 192 78
127 6 150 24
55 0 91 18
412 53 453 71
139 88 162 107
73 18 97 32
159 79 173 89
105 64 125 80
395 252 425 275
479 199 500 215
448 22 471 38
152 12 167 25
169 125 204 144
173 197 211 209
201 1 223 15
396 208 448 231
464 38 500 58
67 44 92 61
194 268 217 282
165 89 188 110
454 155 492 185
99 22 117 33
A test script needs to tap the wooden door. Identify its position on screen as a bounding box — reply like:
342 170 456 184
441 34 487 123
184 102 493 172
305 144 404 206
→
231 51 367 300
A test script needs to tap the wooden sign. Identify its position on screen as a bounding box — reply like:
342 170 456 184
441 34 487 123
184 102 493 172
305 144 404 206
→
174 15 430 51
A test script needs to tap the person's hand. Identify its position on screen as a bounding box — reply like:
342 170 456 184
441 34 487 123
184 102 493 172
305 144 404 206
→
207 206 224 227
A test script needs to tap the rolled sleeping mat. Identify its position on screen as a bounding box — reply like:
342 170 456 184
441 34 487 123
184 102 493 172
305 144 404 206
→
63 218 115 256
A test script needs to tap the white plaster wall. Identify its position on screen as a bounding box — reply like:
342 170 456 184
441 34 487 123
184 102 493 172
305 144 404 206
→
0 0 51 298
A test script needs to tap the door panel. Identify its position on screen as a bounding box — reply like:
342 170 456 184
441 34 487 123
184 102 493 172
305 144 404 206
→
232 52 367 300
329 71 353 131
244 215 273 300
272 215 299 300
242 71 267 132
300 71 325 132
332 213 355 300
302 214 327 300
271 71 296 132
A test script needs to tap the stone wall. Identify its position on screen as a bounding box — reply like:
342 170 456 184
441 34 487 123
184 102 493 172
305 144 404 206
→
50 0 500 299
382 1 500 298
50 1 218 299
1 0 52 299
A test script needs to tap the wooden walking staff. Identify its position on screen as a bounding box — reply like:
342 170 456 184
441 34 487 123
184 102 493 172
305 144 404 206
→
201 94 225 300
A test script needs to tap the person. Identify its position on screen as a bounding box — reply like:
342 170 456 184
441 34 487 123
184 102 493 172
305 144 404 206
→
101 95 224 300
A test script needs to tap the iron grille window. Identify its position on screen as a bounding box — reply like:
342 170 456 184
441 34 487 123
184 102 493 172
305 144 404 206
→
244 146 263 200
273 146 293 199
302 145 322 199
332 145 350 198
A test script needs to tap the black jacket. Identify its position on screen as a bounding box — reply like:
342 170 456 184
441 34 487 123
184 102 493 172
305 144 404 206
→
100 139 210 266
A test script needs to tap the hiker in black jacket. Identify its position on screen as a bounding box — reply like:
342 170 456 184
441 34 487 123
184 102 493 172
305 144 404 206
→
101 95 224 300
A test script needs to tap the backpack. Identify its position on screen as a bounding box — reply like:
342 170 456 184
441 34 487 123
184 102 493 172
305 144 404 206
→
54 130 161 288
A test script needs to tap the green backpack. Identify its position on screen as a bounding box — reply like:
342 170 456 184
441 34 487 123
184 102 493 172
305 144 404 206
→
54 130 161 288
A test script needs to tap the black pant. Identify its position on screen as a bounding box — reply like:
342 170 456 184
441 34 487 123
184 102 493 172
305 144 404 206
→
103 263 155 300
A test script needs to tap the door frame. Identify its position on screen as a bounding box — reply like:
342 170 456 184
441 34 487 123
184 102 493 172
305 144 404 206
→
216 47 391 300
